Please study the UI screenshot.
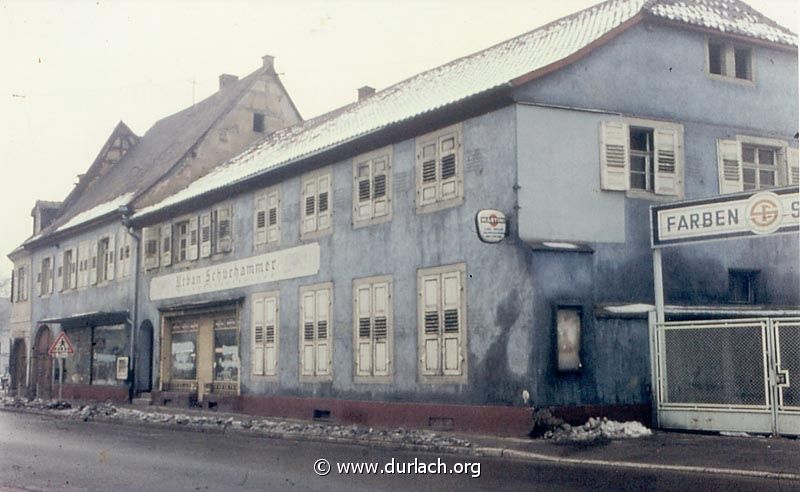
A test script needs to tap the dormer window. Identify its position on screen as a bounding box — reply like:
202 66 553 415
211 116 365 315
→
707 39 753 81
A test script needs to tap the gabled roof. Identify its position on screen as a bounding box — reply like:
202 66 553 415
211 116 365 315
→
134 0 797 220
23 68 267 247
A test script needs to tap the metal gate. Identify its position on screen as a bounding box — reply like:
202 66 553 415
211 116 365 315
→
651 317 799 436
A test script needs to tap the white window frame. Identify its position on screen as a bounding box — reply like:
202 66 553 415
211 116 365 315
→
415 124 464 213
251 291 280 378
299 282 333 381
254 187 281 247
599 117 684 198
15 265 28 302
300 168 333 239
142 227 160 271
96 234 115 283
352 147 392 228
118 227 132 279
706 37 755 84
717 135 793 194
417 263 467 384
213 203 234 255
353 276 393 383
61 248 77 291
39 256 54 297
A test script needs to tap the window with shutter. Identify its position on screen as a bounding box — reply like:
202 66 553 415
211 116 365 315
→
300 169 333 238
267 189 280 244
187 217 199 261
254 188 281 246
251 291 279 377
214 204 233 253
600 121 630 191
353 148 392 227
200 212 212 258
718 137 792 194
415 125 463 212
299 283 333 380
418 264 467 382
353 276 392 380
654 128 680 196
105 234 116 281
89 241 98 285
160 224 172 266
254 193 268 246
787 147 799 185
143 227 160 271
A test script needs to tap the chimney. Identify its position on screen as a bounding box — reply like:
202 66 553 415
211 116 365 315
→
262 54 275 74
358 86 376 101
219 73 239 90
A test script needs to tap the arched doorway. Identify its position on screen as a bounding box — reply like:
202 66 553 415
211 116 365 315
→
32 326 53 399
9 338 27 396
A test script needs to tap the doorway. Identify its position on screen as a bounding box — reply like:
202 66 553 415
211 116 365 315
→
32 326 53 399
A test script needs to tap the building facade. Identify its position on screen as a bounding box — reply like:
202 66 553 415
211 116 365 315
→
8 0 799 435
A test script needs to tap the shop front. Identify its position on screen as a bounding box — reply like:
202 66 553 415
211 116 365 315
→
158 301 240 406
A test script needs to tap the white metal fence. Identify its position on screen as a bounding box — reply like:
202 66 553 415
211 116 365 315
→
652 317 799 436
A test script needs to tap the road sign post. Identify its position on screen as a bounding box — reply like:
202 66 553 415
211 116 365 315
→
48 332 75 401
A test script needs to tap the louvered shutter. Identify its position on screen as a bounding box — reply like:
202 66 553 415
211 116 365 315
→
441 271 462 376
600 121 630 191
355 160 372 221
439 133 459 200
786 147 799 185
71 249 78 287
215 205 232 253
418 141 438 206
300 291 316 376
355 284 372 377
421 274 440 376
251 296 265 376
372 282 390 377
187 216 199 261
317 175 331 231
373 157 389 218
56 251 63 292
654 128 680 196
160 224 172 266
267 191 280 243
49 256 55 293
106 234 116 281
199 213 212 258
89 242 98 285
143 227 160 270
717 139 743 194
264 296 278 376
254 193 268 245
9 270 14 303
302 179 317 234
315 288 330 375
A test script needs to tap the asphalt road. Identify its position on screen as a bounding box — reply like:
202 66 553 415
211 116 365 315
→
0 410 796 492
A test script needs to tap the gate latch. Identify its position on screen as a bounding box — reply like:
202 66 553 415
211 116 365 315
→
776 368 790 388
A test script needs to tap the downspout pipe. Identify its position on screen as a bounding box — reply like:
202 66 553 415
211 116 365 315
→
120 206 141 398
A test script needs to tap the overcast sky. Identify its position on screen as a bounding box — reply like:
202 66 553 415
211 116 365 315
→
0 0 797 278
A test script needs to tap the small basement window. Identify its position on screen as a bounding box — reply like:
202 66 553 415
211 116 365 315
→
730 270 758 304
253 112 265 133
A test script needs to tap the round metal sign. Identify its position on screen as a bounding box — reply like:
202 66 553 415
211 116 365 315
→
475 209 507 243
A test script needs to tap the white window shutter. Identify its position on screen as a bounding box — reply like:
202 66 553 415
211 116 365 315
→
654 128 680 196
417 141 438 206
420 274 440 376
355 161 373 221
56 252 63 292
600 121 630 191
251 296 265 376
71 249 79 287
355 284 372 377
187 216 199 261
717 139 743 194
441 271 462 376
438 133 459 200
199 213 212 258
106 234 116 281
786 147 799 185
300 291 316 376
302 179 317 234
317 175 331 231
372 282 390 377
373 157 390 218
143 227 160 270
267 190 280 244
89 241 98 285
264 296 278 376
49 256 56 293
315 288 330 375
160 224 172 266
254 193 267 245
215 205 233 253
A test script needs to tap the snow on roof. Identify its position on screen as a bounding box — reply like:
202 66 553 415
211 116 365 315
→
35 192 134 239
134 0 796 219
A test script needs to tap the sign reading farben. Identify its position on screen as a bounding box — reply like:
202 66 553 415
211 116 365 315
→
651 187 800 247
150 243 320 300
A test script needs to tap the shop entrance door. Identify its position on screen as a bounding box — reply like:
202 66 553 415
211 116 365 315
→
32 327 52 399
9 339 27 396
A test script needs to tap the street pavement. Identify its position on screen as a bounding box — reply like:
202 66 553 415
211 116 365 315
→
1 410 798 491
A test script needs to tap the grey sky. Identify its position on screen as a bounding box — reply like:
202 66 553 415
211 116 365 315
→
1 0 797 276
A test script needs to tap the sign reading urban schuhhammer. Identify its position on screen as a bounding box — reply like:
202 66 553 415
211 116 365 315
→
651 187 800 248
150 243 320 300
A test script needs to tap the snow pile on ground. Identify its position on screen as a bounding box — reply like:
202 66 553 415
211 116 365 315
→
1 398 472 449
544 417 652 442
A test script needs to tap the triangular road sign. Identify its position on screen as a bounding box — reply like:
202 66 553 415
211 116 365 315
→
48 332 75 357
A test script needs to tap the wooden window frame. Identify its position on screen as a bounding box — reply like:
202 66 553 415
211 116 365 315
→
352 275 393 383
254 186 281 248
415 124 464 214
300 168 333 240
352 147 393 228
251 290 280 379
299 282 333 382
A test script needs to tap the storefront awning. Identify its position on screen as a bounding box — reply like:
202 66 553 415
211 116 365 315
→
595 303 800 319
38 310 129 327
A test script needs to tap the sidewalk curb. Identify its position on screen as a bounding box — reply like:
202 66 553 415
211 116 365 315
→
2 405 798 481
